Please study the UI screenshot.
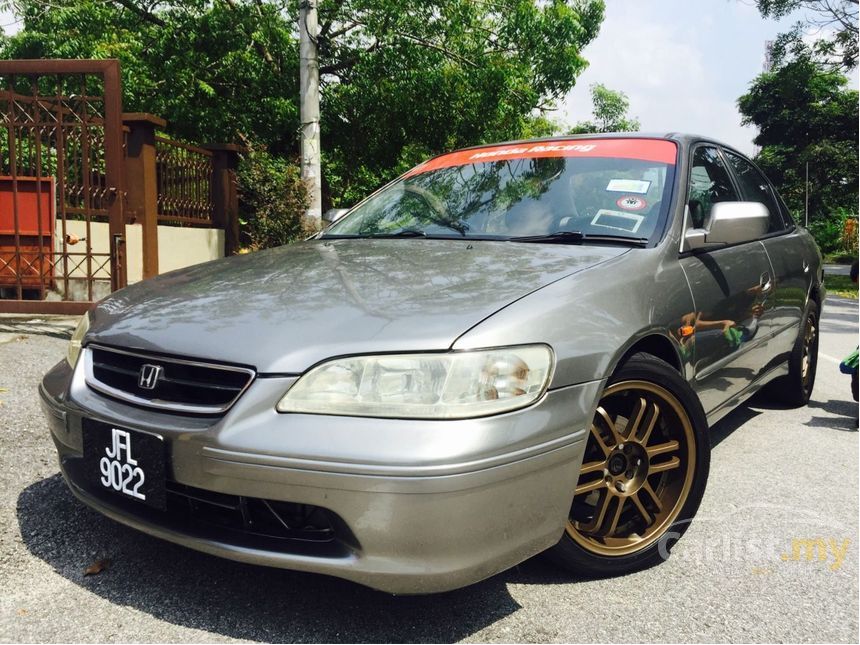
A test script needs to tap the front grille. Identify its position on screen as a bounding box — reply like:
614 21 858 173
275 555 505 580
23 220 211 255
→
84 344 254 414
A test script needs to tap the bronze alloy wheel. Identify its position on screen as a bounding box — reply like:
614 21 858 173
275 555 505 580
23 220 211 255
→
566 380 696 556
764 300 819 407
800 312 817 392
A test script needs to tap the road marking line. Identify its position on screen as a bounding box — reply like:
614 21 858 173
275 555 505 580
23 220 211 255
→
820 353 843 365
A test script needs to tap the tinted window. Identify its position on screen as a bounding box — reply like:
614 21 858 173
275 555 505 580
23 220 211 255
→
724 151 785 233
775 190 796 227
688 146 738 228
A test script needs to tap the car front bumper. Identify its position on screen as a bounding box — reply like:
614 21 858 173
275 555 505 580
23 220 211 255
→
39 352 598 594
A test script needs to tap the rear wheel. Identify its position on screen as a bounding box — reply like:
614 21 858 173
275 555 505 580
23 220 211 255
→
549 354 710 576
765 301 819 407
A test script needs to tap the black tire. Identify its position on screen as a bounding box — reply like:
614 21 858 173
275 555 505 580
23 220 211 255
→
765 301 819 408
547 353 710 577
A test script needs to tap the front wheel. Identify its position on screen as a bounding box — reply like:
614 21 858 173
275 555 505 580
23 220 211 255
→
548 353 710 577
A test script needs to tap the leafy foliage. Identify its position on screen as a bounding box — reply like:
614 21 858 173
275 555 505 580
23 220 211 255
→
737 57 858 243
807 208 858 254
752 0 858 70
236 148 311 250
316 0 604 205
0 0 605 214
0 0 302 150
568 83 640 134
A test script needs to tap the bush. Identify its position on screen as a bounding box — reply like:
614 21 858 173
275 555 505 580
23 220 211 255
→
807 208 858 255
236 148 313 251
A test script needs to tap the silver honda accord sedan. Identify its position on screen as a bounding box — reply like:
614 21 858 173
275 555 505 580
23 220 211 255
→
40 133 823 593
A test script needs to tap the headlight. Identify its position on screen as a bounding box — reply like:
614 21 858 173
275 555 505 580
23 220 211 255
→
66 312 90 367
276 345 554 419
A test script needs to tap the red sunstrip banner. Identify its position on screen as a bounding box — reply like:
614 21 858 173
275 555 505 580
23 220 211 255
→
405 139 677 176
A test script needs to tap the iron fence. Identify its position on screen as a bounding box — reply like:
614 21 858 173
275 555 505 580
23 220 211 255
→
0 61 124 311
155 135 214 226
0 59 240 312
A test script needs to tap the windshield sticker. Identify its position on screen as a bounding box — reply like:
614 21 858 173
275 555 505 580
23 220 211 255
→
606 179 651 194
616 195 648 211
405 139 677 176
591 209 645 234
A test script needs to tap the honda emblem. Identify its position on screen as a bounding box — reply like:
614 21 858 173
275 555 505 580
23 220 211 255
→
138 364 163 390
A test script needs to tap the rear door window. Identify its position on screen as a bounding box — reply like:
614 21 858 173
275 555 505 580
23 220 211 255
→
723 150 786 233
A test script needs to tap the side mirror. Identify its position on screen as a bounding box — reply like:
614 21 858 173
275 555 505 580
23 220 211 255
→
322 208 349 226
684 201 769 251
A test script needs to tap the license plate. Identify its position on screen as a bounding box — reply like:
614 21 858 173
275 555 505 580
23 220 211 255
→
82 418 167 510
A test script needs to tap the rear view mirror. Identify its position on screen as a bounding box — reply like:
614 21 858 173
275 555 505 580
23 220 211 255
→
322 208 349 226
684 201 769 251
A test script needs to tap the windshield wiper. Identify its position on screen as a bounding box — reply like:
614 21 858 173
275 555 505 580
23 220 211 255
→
322 229 429 239
509 231 585 244
579 234 649 247
509 231 648 247
378 229 428 237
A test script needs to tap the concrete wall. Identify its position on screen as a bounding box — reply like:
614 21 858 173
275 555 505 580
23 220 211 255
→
122 223 224 282
56 220 224 297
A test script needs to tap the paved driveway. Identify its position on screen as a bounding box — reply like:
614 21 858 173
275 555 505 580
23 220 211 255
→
0 299 857 643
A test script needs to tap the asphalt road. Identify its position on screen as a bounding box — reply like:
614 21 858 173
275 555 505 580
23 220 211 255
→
1 299 857 643
825 264 853 276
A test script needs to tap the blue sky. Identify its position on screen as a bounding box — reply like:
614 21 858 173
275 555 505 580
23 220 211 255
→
1 1 856 155
558 0 859 154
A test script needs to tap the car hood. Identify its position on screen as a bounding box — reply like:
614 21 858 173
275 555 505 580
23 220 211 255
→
88 238 626 373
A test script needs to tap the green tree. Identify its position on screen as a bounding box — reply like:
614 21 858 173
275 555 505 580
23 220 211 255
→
0 0 605 211
749 1 857 70
737 57 858 238
0 1 302 150
568 83 640 134
315 0 604 205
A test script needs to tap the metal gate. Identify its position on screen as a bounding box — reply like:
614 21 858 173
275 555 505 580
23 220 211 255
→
0 59 125 314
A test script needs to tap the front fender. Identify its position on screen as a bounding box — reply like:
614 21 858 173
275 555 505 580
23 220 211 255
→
451 248 696 389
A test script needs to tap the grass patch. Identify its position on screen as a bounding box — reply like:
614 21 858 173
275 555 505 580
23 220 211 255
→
823 252 858 265
824 274 858 299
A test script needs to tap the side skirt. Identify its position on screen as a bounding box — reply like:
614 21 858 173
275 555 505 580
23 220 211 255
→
705 361 790 427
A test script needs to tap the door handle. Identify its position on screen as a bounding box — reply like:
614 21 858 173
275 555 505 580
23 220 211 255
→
759 272 773 294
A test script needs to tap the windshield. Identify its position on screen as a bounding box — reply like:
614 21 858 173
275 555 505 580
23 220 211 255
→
325 139 678 244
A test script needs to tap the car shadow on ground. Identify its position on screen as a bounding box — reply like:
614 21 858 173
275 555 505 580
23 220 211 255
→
804 398 859 431
745 388 858 432
16 474 581 642
705 387 858 446
709 401 762 448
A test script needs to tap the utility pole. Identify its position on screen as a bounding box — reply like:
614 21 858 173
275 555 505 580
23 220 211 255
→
299 0 322 228
804 161 809 227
